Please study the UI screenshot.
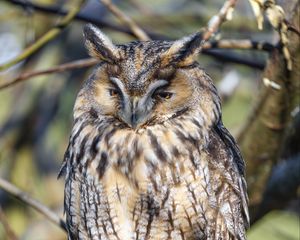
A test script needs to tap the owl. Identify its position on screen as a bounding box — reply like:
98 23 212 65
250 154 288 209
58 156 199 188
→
59 24 249 240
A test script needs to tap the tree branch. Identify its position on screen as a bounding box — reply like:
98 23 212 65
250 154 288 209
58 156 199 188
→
0 58 98 90
203 39 275 52
0 0 86 71
5 0 164 39
200 0 238 45
0 178 67 232
202 49 266 69
99 0 150 40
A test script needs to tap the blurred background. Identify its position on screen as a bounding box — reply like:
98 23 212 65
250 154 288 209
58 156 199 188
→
0 0 299 239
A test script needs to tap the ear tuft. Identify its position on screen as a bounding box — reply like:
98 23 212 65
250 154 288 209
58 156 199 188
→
161 32 203 67
83 24 120 63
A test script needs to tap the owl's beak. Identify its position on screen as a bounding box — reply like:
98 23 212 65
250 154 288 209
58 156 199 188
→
130 113 139 129
130 96 147 129
128 96 138 128
120 96 150 129
119 80 167 129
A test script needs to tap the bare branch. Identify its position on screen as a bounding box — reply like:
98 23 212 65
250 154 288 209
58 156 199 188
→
125 0 154 17
0 178 67 232
4 0 162 39
203 39 275 52
201 0 238 45
0 0 86 71
100 0 150 41
0 58 98 90
202 49 265 69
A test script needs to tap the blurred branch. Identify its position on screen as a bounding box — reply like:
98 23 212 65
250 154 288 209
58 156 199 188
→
0 178 67 232
202 39 273 69
203 39 275 52
0 58 98 90
0 205 18 240
125 0 155 16
100 0 150 40
201 49 266 69
5 0 162 39
252 154 300 223
0 0 86 71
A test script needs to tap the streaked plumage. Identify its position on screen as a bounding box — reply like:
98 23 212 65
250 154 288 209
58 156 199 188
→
60 24 249 240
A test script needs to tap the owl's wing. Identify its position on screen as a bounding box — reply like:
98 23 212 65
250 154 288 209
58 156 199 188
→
214 120 246 183
210 119 250 238
58 144 70 179
59 141 87 239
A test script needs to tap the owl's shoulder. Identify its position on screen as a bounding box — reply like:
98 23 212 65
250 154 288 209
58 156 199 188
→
207 121 250 229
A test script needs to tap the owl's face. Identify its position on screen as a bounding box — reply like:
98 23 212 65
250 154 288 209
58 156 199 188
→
75 25 219 130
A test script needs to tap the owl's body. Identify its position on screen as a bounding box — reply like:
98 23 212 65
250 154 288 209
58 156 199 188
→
61 25 249 240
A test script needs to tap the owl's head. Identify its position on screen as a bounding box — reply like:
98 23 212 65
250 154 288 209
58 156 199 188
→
74 24 220 130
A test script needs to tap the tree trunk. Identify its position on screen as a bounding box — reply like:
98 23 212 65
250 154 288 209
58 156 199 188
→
238 0 300 209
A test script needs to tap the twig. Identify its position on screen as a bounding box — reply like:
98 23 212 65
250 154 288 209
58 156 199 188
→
0 0 86 71
0 205 18 240
0 178 67 232
203 39 275 52
0 58 98 90
202 49 266 69
5 0 163 39
100 0 150 41
125 0 154 16
201 0 238 44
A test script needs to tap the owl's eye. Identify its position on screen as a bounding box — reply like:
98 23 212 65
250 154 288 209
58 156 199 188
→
156 91 173 100
109 88 119 97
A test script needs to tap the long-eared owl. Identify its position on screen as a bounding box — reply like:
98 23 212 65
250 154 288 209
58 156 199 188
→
60 24 249 240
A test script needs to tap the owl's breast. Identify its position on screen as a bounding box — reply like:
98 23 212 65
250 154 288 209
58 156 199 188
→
82 123 216 240
67 118 241 239
97 144 218 240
